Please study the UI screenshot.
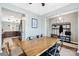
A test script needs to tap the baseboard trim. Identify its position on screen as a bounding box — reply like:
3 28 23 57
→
70 42 78 45
71 41 78 45
62 44 77 50
64 41 78 45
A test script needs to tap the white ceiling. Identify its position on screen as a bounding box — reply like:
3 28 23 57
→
11 3 70 15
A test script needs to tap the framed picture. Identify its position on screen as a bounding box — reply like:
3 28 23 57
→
32 18 38 28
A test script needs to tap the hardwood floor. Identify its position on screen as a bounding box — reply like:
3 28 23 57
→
60 46 76 56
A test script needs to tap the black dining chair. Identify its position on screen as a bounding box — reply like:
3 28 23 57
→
46 41 63 56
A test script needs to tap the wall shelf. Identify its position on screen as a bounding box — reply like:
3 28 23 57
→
51 22 71 42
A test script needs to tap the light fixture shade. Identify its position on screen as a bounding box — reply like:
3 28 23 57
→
58 17 63 22
59 17 62 20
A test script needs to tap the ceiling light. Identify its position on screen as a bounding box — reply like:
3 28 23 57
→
28 3 45 6
29 3 32 5
59 17 62 20
41 3 45 6
10 16 14 18
59 17 64 22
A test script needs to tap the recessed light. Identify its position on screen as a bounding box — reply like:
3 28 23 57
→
41 3 45 6
10 16 14 17
29 3 32 5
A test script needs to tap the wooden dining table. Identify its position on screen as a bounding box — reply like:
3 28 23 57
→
20 37 59 56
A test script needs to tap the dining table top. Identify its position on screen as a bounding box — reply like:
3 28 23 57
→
20 37 59 56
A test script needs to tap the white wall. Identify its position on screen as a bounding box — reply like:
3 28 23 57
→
78 9 79 52
0 3 46 40
1 8 24 39
0 3 79 51
48 12 78 43
24 13 45 38
1 8 22 32
0 3 79 53
41 16 46 36
2 8 22 23
0 6 2 52
44 3 79 52
2 22 19 32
